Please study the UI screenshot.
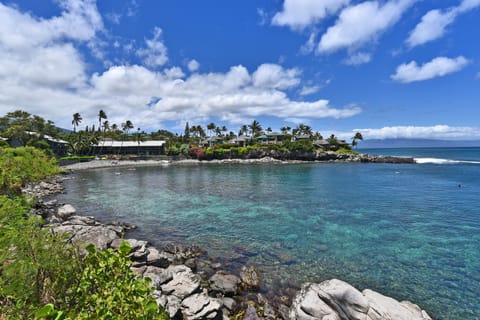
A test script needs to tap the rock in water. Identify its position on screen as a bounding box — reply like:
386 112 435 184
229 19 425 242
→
240 265 261 290
290 279 432 320
57 204 76 219
181 291 222 320
209 272 241 296
243 304 260 320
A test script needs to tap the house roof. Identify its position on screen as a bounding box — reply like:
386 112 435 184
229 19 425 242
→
314 139 330 146
256 135 268 139
97 140 165 147
26 131 68 144
0 136 7 141
294 134 311 139
267 132 283 137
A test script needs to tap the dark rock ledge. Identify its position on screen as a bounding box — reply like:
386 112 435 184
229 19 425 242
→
24 176 431 320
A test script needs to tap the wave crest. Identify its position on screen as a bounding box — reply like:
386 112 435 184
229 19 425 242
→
414 157 480 164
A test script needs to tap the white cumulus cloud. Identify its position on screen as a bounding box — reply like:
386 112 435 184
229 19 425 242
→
187 59 200 72
318 0 415 53
391 56 469 83
272 0 349 30
252 63 301 89
0 1 362 131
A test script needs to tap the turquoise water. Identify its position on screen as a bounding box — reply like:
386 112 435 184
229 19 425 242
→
59 148 480 319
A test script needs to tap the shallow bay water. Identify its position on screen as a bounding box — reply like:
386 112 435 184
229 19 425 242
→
58 149 480 319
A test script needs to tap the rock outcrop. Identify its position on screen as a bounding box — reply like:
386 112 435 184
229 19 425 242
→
290 279 432 320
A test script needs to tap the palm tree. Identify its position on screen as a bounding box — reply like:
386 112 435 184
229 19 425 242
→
207 122 216 137
249 120 262 138
280 126 291 134
240 125 248 136
98 110 107 132
135 128 145 155
119 120 133 155
293 123 313 136
352 132 363 148
72 113 82 133
197 125 206 138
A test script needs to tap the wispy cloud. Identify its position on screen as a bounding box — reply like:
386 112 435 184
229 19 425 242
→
136 27 168 68
344 52 372 65
407 0 480 47
391 56 469 83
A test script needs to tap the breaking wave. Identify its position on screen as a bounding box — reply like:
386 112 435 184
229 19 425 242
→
414 157 480 165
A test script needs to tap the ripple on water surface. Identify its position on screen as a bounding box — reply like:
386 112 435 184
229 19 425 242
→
58 162 480 320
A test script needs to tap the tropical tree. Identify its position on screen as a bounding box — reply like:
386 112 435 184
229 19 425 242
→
98 109 107 132
72 113 82 133
184 122 190 141
293 123 313 136
135 128 145 155
207 122 216 137
239 124 249 136
352 132 363 148
119 120 133 155
196 125 206 138
280 126 291 134
249 120 262 138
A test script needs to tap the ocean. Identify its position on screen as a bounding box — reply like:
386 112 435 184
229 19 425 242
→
58 147 480 319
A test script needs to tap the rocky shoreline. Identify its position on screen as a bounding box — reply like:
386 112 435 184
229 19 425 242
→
24 175 432 320
64 152 415 171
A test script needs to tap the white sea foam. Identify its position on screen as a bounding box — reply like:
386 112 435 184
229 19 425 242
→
414 157 480 164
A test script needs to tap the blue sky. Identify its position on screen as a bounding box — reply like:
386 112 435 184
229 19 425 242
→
0 0 479 140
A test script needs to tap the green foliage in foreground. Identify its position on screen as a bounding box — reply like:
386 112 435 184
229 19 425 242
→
0 195 82 319
0 196 168 319
0 146 168 319
66 242 169 320
0 146 60 196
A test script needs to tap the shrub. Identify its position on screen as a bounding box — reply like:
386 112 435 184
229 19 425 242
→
0 147 60 196
0 195 82 319
69 242 168 319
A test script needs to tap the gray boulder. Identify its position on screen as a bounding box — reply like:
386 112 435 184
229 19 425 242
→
161 265 201 299
243 304 260 320
144 266 174 289
52 224 120 250
209 272 241 296
290 279 432 320
363 289 432 320
146 247 170 268
57 204 76 219
182 291 223 320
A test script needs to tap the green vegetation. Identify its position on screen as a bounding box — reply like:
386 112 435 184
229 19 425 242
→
1 110 356 160
58 155 96 162
0 146 60 196
0 145 168 319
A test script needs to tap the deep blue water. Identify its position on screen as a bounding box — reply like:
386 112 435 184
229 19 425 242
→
58 148 480 319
